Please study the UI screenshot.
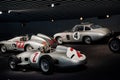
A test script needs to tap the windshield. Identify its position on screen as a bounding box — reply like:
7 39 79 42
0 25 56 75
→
91 24 102 29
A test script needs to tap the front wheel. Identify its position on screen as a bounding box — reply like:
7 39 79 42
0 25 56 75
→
56 37 63 44
83 36 92 44
0 45 7 53
109 38 120 53
40 55 54 74
25 44 33 51
8 56 19 70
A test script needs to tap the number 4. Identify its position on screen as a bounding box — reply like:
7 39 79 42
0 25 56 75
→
73 32 80 40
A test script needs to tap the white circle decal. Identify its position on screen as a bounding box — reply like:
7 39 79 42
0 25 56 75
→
73 32 80 40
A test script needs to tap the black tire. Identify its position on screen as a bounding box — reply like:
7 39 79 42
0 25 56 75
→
24 44 33 51
0 45 7 53
83 36 92 44
40 55 54 74
56 37 63 44
109 38 120 53
8 55 19 71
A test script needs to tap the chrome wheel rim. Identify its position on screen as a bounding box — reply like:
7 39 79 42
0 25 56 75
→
9 61 16 69
1 46 6 53
110 40 119 51
26 46 32 51
41 59 49 72
57 37 62 44
85 37 91 44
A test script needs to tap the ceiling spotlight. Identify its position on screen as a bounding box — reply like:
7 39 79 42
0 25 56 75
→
51 19 54 22
8 10 11 13
51 3 55 8
0 11 2 14
106 15 110 18
80 17 83 21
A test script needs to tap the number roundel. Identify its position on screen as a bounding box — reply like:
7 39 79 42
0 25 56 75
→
73 32 80 40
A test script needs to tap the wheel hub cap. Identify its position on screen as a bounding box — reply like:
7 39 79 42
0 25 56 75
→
1 46 6 52
10 61 15 69
111 41 119 50
41 60 49 72
58 38 62 44
27 46 32 51
85 38 91 43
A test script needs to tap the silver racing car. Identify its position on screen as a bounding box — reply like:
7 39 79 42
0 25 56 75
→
0 34 53 53
8 45 87 74
54 22 112 44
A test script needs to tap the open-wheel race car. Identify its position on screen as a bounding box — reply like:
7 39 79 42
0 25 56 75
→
8 45 87 74
0 33 56 54
108 35 120 53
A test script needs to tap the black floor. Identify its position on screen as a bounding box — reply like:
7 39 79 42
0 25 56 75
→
0 43 120 80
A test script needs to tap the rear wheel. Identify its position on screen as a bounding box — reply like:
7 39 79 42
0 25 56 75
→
0 45 7 53
109 38 120 53
83 36 92 44
40 55 54 74
25 44 33 51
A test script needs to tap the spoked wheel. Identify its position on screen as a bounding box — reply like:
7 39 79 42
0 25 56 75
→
8 56 19 70
41 59 50 72
40 55 54 74
0 45 7 53
57 37 63 44
25 45 33 51
83 36 92 44
109 38 120 53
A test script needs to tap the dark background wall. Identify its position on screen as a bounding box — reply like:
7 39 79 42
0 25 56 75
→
0 15 120 40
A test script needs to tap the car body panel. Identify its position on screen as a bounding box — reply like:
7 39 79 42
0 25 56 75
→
0 36 26 51
37 33 58 48
37 33 51 40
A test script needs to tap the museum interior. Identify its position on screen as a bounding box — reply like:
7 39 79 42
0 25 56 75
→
0 0 120 80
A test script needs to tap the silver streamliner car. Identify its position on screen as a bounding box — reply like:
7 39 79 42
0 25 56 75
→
0 34 52 53
8 45 87 74
54 22 112 44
